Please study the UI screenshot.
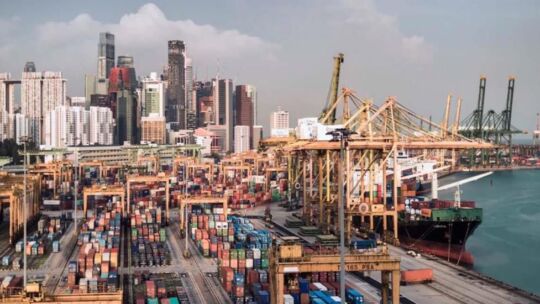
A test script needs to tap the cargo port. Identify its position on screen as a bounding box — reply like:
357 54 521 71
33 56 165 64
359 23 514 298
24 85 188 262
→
0 51 539 304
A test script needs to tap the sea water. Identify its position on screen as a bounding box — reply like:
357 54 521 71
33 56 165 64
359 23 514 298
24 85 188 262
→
439 170 540 295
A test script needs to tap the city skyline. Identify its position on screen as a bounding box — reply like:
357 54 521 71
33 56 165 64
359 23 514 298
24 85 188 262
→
0 1 539 136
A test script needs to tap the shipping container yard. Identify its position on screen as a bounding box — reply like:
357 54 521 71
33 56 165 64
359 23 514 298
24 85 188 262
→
0 52 539 303
0 146 539 304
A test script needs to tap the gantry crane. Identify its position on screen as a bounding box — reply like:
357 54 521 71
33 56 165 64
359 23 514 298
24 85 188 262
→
460 76 522 166
319 53 344 125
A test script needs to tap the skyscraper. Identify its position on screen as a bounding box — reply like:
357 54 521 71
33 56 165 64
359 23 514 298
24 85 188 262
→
142 73 165 117
234 125 250 153
109 65 138 145
235 85 254 148
185 57 197 129
21 71 66 144
213 78 233 151
97 32 115 80
0 73 13 140
167 40 186 127
117 55 134 68
246 85 257 125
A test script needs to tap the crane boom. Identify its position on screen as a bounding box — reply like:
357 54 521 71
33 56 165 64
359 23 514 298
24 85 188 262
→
319 53 344 124
437 171 493 191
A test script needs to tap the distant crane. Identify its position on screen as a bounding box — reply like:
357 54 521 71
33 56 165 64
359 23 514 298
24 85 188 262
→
459 76 522 166
319 53 344 125
534 113 540 145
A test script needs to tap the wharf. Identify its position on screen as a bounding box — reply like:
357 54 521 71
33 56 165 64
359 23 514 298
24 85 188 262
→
245 203 540 304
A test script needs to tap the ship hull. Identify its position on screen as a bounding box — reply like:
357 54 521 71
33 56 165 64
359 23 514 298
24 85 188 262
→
398 219 480 265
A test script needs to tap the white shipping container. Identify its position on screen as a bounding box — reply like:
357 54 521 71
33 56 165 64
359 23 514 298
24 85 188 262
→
85 269 93 279
245 258 253 268
331 296 342 302
253 248 261 259
284 294 295 304
313 282 328 291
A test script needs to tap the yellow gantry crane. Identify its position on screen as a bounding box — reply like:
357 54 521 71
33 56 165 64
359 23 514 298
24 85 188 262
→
319 53 344 125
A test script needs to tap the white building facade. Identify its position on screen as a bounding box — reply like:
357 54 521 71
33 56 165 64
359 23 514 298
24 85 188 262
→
44 105 113 148
21 71 66 144
141 72 165 117
234 125 250 154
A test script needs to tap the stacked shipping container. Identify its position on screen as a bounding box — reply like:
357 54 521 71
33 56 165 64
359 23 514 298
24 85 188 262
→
189 211 272 304
68 202 121 293
130 200 171 267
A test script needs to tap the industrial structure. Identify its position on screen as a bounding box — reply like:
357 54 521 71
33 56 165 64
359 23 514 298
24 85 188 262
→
459 76 522 166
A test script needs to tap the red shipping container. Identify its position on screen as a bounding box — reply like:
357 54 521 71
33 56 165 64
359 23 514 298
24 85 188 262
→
223 281 232 293
300 293 310 304
233 285 244 297
146 280 156 298
247 270 259 284
221 267 234 282
238 259 246 269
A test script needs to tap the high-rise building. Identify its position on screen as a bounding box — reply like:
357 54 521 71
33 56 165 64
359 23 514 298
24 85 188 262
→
213 78 234 151
141 114 166 144
185 58 197 129
70 96 86 107
167 40 186 126
195 81 214 127
234 125 250 153
21 71 66 144
23 61 36 72
246 85 257 125
141 72 165 117
235 85 254 148
89 106 114 145
115 89 138 144
252 125 263 150
117 55 134 68
0 73 13 140
14 114 29 144
98 32 115 79
44 106 89 148
43 105 113 148
270 106 290 129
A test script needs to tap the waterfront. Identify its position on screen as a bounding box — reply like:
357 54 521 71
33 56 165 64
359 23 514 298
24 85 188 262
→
440 170 540 295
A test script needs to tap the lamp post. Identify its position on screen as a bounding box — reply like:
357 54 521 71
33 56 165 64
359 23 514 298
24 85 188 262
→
19 136 31 289
327 128 355 302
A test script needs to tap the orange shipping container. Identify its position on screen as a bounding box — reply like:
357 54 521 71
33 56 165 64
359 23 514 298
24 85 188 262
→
420 208 432 217
400 269 433 285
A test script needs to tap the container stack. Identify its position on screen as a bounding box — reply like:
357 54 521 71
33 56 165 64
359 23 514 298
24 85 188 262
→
130 200 171 267
189 211 274 303
69 203 121 293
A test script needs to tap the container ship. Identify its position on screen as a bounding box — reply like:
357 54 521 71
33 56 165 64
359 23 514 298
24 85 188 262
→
397 191 482 265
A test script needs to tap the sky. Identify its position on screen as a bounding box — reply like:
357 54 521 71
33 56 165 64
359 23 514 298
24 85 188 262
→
1 0 539 136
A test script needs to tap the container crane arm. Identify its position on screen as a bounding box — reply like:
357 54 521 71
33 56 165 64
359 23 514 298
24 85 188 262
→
319 53 344 124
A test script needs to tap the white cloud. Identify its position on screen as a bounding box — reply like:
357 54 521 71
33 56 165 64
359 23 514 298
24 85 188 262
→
341 0 433 64
33 3 277 83
0 3 277 94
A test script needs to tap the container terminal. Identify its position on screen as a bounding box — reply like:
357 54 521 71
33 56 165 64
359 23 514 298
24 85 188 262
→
0 56 538 304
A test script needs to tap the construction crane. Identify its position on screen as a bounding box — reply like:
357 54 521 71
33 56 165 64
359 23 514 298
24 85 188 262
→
319 53 344 124
534 113 540 145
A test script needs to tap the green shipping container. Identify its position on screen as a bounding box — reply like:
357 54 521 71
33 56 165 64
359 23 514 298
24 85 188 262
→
230 249 238 259
430 208 483 222
261 258 269 269
147 298 158 304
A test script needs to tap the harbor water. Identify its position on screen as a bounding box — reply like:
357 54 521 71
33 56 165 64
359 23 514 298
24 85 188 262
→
439 170 540 295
